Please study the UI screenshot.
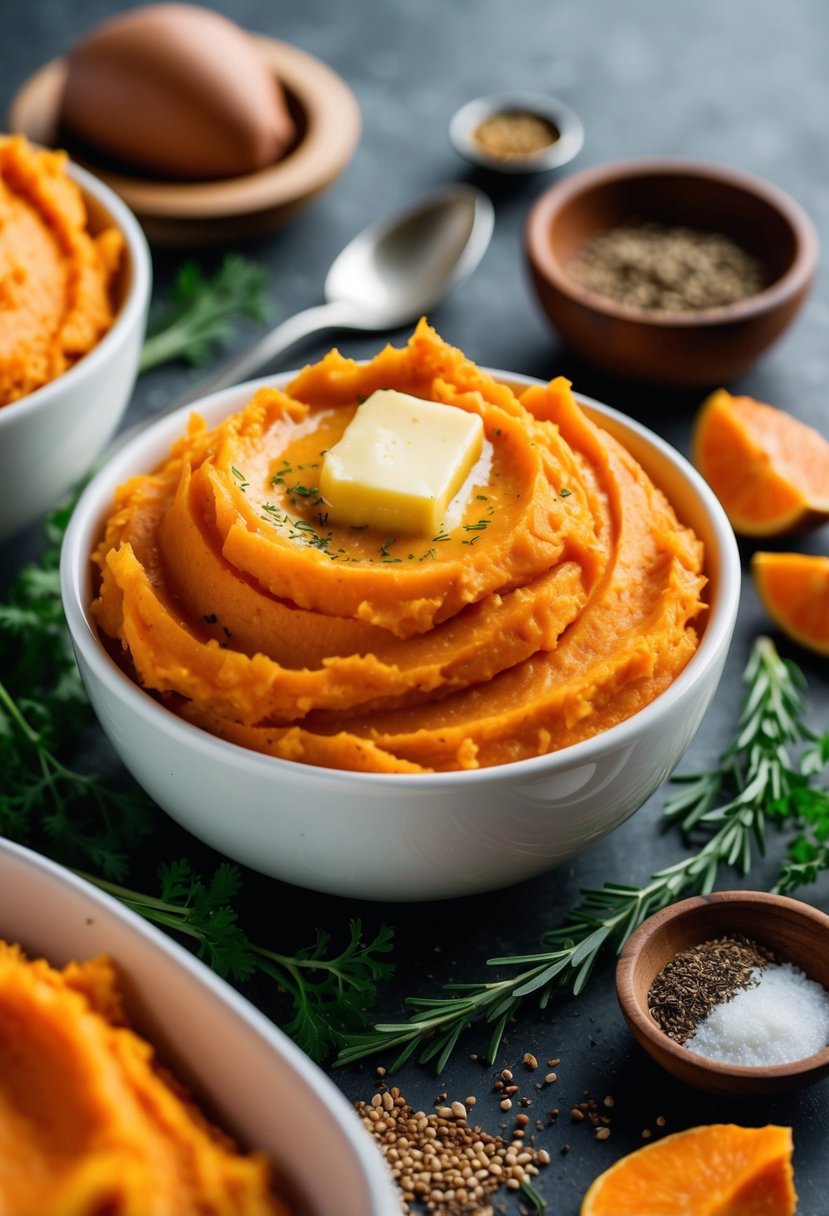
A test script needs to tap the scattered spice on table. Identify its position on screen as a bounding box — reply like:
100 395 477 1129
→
648 934 829 1066
568 221 766 312
356 1086 549 1213
471 110 560 161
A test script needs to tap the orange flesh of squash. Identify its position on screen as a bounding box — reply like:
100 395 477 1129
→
580 1123 797 1216
692 389 829 536
752 551 829 657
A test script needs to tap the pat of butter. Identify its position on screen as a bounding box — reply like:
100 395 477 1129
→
320 389 484 534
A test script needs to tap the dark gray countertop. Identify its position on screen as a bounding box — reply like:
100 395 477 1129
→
2 2 828 1212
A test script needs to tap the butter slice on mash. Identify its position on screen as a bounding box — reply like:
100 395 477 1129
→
319 388 484 534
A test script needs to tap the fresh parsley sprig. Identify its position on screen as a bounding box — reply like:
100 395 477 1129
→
139 254 269 373
337 636 825 1072
82 865 394 1060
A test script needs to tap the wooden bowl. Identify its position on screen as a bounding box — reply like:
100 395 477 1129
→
525 157 819 387
616 891 829 1095
8 35 360 246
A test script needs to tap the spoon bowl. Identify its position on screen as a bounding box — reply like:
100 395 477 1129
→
325 183 495 325
174 183 494 406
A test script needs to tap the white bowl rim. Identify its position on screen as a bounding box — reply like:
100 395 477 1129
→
0 835 398 1211
0 157 151 429
61 367 741 791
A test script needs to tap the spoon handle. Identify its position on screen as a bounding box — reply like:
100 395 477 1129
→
103 299 364 460
172 299 362 407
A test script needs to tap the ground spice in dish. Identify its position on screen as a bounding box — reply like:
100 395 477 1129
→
648 934 777 1044
568 221 766 312
356 1086 549 1214
471 111 560 161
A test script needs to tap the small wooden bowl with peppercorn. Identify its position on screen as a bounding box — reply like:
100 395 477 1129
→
616 890 829 1095
525 157 819 387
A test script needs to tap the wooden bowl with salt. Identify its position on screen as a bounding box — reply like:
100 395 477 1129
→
616 890 829 1095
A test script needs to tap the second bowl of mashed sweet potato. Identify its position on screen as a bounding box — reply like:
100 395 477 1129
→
62 324 740 900
0 135 151 542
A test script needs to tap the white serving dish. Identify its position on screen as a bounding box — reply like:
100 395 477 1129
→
0 837 399 1215
0 157 151 542
60 371 740 902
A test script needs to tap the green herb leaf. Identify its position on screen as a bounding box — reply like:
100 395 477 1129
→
139 255 270 373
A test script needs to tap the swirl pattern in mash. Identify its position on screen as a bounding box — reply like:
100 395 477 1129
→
92 323 707 773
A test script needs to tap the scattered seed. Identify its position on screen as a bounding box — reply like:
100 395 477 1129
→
656 1115 667 1127
544 1072 558 1084
522 1052 538 1070
595 1127 611 1141
500 1098 513 1112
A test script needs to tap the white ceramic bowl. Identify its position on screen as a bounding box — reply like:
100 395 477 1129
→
0 159 151 543
0 837 399 1215
60 372 740 902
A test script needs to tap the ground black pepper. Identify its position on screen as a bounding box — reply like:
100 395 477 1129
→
568 221 766 312
648 934 777 1044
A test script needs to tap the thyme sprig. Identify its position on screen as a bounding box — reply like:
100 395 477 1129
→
337 636 825 1071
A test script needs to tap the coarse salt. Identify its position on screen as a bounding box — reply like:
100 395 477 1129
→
685 962 829 1067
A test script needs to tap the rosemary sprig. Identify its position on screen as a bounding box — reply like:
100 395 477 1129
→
337 637 817 1071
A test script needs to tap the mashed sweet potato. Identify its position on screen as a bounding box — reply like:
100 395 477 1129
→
0 940 289 1216
92 322 707 773
0 135 123 408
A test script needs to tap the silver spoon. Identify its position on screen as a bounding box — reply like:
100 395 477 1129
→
171 183 494 409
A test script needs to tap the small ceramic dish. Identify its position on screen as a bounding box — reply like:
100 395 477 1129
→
449 91 584 175
616 890 829 1096
60 369 739 902
0 836 399 1214
525 157 819 386
8 35 360 245
0 158 150 543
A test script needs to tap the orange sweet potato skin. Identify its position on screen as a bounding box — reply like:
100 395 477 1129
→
92 322 706 773
0 940 289 1216
0 136 123 408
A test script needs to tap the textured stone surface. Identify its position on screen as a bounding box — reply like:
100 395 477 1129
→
1 2 828 1211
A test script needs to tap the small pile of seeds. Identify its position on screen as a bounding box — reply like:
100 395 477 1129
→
568 220 766 312
355 1086 550 1214
648 934 777 1044
471 111 560 161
